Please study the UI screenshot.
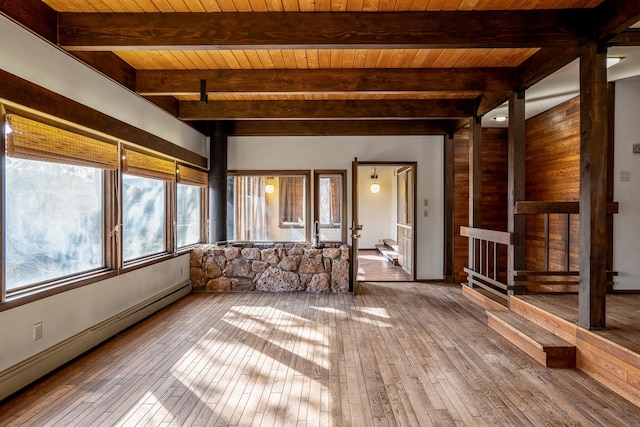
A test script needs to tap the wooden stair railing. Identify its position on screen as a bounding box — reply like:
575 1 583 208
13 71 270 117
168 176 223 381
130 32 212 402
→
514 201 618 292
460 226 512 301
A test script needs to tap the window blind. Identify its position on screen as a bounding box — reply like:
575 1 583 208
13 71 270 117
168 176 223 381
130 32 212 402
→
122 147 176 181
5 114 118 169
177 164 208 186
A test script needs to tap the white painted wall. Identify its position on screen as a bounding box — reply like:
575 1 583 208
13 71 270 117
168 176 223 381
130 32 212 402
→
0 16 208 158
228 135 444 280
0 255 190 372
359 166 395 249
613 76 640 290
0 18 206 372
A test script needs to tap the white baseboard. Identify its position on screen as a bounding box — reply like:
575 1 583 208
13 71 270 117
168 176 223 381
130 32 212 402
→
0 281 191 402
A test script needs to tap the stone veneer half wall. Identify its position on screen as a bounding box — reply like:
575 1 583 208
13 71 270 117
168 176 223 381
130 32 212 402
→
190 242 350 293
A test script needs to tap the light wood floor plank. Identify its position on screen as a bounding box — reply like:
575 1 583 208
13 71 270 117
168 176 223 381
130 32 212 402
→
2 283 640 426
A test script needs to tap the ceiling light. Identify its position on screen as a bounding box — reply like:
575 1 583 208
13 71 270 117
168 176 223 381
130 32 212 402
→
607 57 624 68
370 168 380 194
265 177 275 194
494 115 508 122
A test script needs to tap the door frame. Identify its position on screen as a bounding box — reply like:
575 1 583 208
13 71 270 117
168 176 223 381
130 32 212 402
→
355 160 417 282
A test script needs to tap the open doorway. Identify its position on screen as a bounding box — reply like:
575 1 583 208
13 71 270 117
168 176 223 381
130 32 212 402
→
356 162 416 282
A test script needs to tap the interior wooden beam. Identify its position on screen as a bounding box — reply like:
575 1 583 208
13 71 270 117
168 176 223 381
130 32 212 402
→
228 120 449 136
609 28 640 46
0 0 57 43
136 68 516 95
517 48 581 90
58 11 590 50
179 99 475 120
0 68 207 169
475 92 509 118
593 0 640 41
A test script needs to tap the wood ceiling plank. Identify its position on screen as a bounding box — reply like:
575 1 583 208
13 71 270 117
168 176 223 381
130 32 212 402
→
256 50 276 68
306 49 320 68
267 50 286 68
178 99 475 119
298 0 315 11
281 0 300 11
216 0 237 11
318 50 332 68
233 0 253 11
58 11 591 50
243 50 267 68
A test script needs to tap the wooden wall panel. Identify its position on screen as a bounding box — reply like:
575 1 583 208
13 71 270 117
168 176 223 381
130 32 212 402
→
525 96 581 272
453 128 469 284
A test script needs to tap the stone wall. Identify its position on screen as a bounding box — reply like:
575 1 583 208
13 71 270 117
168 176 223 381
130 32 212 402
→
190 242 350 293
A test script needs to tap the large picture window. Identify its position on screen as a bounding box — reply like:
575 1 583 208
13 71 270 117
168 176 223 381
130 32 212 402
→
227 171 309 242
122 175 167 260
5 158 104 290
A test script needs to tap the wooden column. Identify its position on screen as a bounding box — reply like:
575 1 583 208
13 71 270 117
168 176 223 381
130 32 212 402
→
209 121 229 243
578 42 608 330
468 117 482 287
508 90 526 295
444 131 454 282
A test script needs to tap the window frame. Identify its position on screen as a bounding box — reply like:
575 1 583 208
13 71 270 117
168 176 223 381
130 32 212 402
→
314 170 347 243
0 104 209 307
227 170 311 242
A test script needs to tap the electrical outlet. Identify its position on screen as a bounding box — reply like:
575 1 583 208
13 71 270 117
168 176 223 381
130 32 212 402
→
33 322 42 341
424 210 428 217
180 267 183 276
633 143 640 154
621 170 631 182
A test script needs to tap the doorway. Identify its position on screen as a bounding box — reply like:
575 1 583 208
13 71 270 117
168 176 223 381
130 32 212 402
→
355 162 416 282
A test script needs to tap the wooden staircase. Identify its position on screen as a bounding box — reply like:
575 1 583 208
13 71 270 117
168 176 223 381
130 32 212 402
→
375 239 400 266
462 285 576 368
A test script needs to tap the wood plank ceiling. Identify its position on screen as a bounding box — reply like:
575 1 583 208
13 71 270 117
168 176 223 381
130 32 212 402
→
4 0 640 135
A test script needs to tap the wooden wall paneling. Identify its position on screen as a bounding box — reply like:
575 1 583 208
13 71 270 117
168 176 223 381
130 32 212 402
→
525 96 581 274
453 127 469 284
578 42 608 330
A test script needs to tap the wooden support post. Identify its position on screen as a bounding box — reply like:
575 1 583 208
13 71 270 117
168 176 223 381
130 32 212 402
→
606 82 616 287
508 90 526 295
578 42 608 330
468 116 482 287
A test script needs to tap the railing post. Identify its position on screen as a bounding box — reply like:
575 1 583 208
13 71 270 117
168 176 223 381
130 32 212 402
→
508 90 526 295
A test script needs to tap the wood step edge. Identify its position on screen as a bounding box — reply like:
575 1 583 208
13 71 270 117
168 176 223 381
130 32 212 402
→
487 311 575 350
460 284 507 312
487 311 576 368
509 296 577 344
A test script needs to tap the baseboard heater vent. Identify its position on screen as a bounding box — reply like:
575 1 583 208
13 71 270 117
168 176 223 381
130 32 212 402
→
0 281 191 402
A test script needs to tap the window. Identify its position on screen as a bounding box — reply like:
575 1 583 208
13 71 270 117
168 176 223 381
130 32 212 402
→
5 158 104 290
1 110 209 302
176 164 208 248
227 171 309 241
122 175 167 260
314 170 347 243
279 176 305 227
121 148 175 262
3 113 118 293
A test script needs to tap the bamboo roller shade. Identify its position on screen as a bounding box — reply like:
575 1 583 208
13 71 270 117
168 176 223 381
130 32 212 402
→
177 164 208 186
5 114 119 169
122 147 176 181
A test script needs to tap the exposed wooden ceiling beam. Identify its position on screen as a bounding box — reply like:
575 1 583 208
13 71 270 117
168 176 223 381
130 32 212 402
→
0 0 57 43
476 92 510 118
593 0 640 41
609 29 640 46
58 11 591 51
516 48 581 91
228 120 450 136
72 52 137 91
136 68 516 96
179 99 474 120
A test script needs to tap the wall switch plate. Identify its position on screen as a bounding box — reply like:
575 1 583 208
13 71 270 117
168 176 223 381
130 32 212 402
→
33 322 42 341
621 170 631 182
633 144 640 154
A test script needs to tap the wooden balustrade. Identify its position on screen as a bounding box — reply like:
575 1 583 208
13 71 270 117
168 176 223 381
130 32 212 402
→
460 226 512 301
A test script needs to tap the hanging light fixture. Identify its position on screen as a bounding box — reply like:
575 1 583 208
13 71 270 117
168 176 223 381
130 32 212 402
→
370 168 380 194
265 177 275 194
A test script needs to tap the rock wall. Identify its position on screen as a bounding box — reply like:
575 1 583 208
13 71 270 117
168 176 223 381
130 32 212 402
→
190 242 350 293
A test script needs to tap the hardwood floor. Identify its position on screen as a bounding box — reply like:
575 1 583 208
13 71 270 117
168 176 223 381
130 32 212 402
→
1 283 639 426
357 249 411 281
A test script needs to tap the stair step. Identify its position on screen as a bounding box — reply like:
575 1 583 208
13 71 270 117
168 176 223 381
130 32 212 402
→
382 239 399 253
487 310 576 368
461 284 508 312
375 244 400 266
